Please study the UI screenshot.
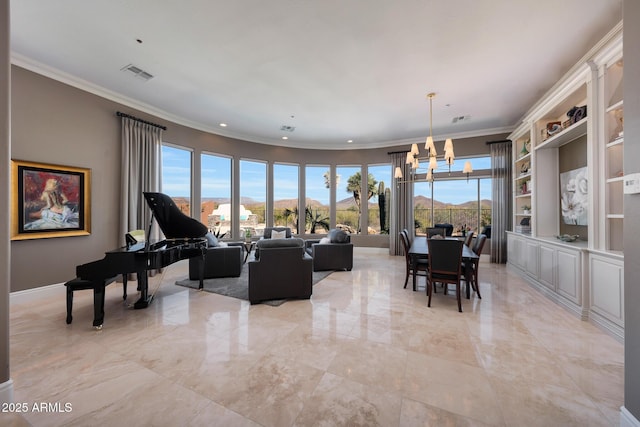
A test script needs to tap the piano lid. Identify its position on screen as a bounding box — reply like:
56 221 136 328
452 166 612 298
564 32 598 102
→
143 192 208 239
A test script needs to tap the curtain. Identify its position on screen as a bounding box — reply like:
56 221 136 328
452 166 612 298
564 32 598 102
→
490 141 512 263
119 117 162 246
389 152 414 256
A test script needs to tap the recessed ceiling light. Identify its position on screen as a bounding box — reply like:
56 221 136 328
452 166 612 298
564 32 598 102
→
347 140 353 143
219 123 227 127
282 136 288 140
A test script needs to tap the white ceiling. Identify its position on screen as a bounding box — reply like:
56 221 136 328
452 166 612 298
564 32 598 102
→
10 0 623 150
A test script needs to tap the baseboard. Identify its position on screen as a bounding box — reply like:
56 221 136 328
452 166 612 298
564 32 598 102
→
0 379 13 404
10 282 65 305
621 407 640 427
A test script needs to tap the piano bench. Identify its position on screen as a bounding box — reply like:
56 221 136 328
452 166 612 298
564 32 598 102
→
64 276 125 326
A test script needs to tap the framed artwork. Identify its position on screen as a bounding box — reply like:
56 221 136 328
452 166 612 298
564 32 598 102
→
11 160 91 240
560 166 588 226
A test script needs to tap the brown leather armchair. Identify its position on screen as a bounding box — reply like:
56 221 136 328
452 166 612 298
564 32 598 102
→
248 238 312 304
305 229 353 271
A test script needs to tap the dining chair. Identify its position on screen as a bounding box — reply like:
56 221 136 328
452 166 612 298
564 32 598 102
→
463 233 487 299
399 231 428 290
426 238 464 312
464 231 475 247
426 227 446 238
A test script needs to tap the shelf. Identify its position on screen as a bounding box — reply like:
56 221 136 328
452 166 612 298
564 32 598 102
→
607 214 624 219
515 193 531 198
606 137 624 148
606 176 624 184
516 152 531 162
515 213 532 217
606 99 624 113
535 118 587 150
515 172 532 180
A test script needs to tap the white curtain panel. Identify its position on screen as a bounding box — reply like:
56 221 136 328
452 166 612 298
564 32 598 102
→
490 141 512 263
119 117 162 246
389 152 414 256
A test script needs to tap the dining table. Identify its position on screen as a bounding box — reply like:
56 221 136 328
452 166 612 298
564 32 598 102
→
408 237 479 298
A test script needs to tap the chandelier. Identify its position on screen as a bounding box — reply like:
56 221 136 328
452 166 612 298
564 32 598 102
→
395 92 472 183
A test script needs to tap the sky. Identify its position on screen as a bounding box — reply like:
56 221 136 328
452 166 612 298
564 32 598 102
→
162 145 490 205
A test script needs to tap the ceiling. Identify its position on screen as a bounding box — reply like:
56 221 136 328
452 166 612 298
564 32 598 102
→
10 0 623 150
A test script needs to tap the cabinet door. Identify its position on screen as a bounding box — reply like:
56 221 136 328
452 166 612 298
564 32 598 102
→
524 240 539 278
590 255 624 326
556 249 581 304
538 244 556 290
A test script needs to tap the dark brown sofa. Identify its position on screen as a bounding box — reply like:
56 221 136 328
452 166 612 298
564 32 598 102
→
305 229 353 271
248 237 312 304
189 237 244 280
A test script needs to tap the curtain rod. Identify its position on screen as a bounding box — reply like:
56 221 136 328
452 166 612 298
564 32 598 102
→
387 149 410 155
485 139 511 145
116 111 167 130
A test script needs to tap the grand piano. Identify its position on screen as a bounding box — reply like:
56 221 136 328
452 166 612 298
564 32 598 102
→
66 192 209 328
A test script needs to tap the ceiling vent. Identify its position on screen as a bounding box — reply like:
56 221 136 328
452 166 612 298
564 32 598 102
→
280 125 296 132
120 64 154 81
451 115 471 124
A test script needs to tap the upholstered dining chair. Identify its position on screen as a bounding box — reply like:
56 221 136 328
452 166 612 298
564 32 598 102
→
400 231 428 290
426 227 446 238
426 238 465 312
464 231 475 247
463 233 487 299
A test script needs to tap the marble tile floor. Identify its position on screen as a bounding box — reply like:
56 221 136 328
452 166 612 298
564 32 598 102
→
3 247 623 426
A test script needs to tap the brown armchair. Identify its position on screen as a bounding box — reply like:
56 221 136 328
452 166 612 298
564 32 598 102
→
248 238 312 304
305 229 353 271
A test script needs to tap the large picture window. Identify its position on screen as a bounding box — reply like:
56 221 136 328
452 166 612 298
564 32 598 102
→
336 165 363 234
273 163 299 232
367 164 391 234
240 159 266 237
201 153 232 238
413 156 492 236
305 165 330 234
161 144 192 215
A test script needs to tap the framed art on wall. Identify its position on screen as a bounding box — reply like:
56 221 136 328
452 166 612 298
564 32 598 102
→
11 160 91 240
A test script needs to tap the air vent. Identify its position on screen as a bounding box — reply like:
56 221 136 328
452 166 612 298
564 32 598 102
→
452 115 471 124
120 64 154 81
280 125 296 132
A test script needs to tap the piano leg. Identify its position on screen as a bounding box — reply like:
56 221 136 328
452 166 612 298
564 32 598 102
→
93 283 106 329
133 270 153 309
122 274 128 300
198 255 205 290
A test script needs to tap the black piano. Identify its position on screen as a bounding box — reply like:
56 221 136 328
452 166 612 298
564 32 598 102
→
67 192 209 328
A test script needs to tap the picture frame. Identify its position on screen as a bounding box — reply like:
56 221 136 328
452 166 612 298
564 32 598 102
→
11 160 91 240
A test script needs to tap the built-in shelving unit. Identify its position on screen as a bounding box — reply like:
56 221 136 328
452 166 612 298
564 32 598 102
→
507 23 624 342
603 58 624 253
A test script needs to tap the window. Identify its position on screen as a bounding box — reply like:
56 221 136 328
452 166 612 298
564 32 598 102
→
161 144 192 215
305 165 330 234
201 153 232 238
336 166 363 234
273 163 299 233
413 156 492 236
367 164 392 234
239 159 266 237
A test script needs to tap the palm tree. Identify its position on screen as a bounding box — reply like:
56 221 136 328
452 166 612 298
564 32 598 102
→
346 172 377 232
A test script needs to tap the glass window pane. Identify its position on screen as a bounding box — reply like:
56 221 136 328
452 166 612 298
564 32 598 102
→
240 159 266 237
479 178 492 234
161 145 192 215
336 166 363 234
273 163 299 232
305 165 330 234
432 179 478 235
368 164 391 234
201 153 232 239
413 181 432 236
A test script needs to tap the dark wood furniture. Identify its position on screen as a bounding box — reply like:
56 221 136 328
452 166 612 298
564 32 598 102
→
407 237 479 297
426 239 465 312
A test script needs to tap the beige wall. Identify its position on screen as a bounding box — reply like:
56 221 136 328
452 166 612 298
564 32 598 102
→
10 65 505 291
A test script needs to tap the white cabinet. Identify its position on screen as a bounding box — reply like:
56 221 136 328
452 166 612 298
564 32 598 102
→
589 252 624 339
556 248 582 305
538 244 555 290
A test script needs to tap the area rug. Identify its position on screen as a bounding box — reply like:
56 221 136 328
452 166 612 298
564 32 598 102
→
175 257 333 306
